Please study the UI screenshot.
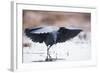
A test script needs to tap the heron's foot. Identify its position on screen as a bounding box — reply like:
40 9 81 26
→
45 58 53 61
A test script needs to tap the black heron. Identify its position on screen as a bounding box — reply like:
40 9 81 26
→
25 26 82 61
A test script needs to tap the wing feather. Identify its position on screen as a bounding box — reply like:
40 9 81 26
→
25 28 49 43
57 27 82 43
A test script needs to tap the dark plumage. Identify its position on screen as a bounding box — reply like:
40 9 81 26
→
25 27 82 61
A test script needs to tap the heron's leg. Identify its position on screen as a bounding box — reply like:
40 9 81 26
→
46 47 49 60
45 46 52 61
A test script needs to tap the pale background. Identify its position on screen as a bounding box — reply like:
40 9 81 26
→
0 0 100 73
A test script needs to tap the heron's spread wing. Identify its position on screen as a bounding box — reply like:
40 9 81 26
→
57 27 82 43
30 33 49 43
25 28 49 43
25 27 82 44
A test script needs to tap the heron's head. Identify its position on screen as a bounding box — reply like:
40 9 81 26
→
24 28 31 37
58 27 68 33
25 28 30 34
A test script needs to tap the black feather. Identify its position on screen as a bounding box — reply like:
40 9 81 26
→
57 27 82 43
25 28 48 43
25 27 82 47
